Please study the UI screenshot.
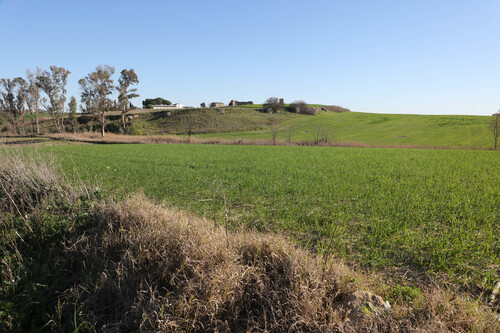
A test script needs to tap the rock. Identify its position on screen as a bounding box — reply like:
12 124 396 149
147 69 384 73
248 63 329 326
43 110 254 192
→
166 111 172 117
338 291 387 322
321 107 328 112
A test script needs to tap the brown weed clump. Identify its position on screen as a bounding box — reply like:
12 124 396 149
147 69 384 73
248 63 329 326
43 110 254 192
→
54 194 500 332
59 195 358 331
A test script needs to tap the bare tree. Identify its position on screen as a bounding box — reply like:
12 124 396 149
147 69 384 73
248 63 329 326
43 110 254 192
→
287 127 294 143
26 68 41 134
79 65 115 137
0 77 27 134
37 66 71 133
271 125 278 144
493 112 500 150
117 69 139 131
68 96 78 133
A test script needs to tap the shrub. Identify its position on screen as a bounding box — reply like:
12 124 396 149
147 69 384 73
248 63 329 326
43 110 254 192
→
289 100 316 115
106 122 122 134
263 97 281 113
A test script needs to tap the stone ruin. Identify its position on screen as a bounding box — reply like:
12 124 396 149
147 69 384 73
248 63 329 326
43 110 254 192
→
229 100 254 106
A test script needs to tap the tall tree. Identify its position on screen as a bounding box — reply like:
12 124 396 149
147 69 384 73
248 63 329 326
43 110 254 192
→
26 68 41 134
0 77 27 134
37 66 70 132
68 96 78 133
79 65 115 137
117 69 139 131
142 97 171 108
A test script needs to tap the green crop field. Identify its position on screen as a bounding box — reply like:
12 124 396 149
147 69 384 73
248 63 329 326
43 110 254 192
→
40 144 500 290
198 111 494 149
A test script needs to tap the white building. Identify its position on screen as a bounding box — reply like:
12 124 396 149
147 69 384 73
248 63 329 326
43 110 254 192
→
151 103 184 110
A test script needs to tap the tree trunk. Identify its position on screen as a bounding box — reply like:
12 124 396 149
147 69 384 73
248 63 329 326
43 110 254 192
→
60 112 64 132
35 111 40 135
35 97 40 135
101 112 105 137
122 112 126 131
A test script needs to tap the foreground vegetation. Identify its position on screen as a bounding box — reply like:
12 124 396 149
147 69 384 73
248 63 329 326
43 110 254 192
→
43 144 499 292
1 150 498 332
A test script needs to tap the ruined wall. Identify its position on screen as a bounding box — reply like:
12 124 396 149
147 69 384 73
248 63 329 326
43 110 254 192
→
229 100 254 106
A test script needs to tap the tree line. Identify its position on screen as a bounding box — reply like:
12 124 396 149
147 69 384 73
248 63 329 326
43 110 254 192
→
0 65 139 136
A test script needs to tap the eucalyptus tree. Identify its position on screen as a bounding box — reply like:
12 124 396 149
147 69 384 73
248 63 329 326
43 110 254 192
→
36 66 71 132
26 68 41 134
0 77 27 134
68 96 78 133
117 69 139 131
79 65 115 136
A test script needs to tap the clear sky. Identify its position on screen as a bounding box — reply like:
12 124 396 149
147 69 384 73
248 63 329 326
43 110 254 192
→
1 0 499 115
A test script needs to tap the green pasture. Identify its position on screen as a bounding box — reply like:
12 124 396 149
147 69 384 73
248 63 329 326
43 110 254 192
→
42 144 500 289
198 111 494 149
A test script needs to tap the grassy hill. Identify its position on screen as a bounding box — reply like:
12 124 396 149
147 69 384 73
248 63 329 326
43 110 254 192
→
1 105 495 149
197 111 493 149
124 106 494 149
123 106 300 135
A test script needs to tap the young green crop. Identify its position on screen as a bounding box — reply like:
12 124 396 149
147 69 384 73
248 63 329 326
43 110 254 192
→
42 144 500 289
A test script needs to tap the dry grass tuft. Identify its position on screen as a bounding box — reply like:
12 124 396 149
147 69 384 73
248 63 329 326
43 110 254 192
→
0 148 82 219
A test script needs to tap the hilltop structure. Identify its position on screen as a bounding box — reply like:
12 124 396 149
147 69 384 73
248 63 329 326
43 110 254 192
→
229 100 253 106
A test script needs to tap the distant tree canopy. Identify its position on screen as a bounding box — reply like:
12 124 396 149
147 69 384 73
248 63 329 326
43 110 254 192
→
143 98 171 108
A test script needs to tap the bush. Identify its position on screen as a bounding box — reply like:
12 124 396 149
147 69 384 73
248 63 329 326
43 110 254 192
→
106 122 122 134
263 97 281 113
289 100 316 115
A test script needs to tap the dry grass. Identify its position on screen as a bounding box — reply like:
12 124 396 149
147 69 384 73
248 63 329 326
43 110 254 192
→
46 132 474 150
0 148 81 218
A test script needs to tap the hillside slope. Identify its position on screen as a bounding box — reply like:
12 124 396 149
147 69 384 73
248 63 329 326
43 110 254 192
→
1 105 494 149
121 106 493 149
198 111 494 149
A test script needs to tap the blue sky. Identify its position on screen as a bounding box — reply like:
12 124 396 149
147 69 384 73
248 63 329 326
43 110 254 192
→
0 0 499 115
